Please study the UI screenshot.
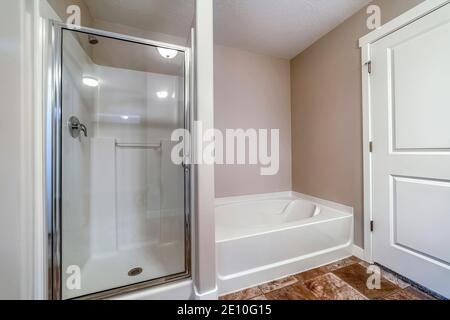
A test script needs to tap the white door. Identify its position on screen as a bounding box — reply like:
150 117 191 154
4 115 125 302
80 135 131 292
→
370 3 450 298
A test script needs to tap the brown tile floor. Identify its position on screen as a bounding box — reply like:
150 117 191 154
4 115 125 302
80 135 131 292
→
220 257 437 301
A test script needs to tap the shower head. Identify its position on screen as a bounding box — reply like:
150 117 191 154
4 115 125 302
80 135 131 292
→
88 35 99 45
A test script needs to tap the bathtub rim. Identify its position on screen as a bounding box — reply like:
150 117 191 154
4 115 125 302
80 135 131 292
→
215 191 354 244
215 191 353 215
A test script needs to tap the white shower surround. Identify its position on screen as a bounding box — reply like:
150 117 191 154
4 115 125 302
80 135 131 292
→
61 38 186 298
215 192 353 295
90 64 185 257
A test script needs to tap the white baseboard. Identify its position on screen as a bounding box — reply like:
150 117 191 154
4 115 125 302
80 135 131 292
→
352 245 365 261
194 286 218 300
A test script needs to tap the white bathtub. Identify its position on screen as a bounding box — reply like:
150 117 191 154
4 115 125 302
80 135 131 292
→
215 193 353 295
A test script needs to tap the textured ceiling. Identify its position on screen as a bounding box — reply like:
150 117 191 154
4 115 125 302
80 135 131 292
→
84 0 371 60
214 0 372 59
84 0 195 40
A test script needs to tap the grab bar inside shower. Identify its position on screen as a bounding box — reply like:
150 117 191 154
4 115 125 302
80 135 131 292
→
115 142 162 150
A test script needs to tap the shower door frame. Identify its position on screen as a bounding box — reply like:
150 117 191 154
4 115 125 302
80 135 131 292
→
46 21 192 300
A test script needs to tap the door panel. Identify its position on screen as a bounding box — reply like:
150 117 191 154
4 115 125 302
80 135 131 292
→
371 4 450 298
393 176 450 264
392 17 450 150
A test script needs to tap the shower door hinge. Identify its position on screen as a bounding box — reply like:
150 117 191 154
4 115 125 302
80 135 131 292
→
182 161 190 171
370 220 374 232
369 141 373 153
365 61 372 74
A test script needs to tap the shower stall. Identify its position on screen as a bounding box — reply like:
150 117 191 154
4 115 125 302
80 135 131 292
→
46 22 191 300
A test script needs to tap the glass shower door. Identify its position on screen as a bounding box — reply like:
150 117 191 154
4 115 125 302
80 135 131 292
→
57 27 189 299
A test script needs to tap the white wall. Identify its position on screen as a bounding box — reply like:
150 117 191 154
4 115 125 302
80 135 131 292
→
192 0 217 299
0 0 46 300
90 64 185 256
0 0 26 300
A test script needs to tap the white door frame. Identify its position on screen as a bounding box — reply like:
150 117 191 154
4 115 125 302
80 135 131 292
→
359 0 450 263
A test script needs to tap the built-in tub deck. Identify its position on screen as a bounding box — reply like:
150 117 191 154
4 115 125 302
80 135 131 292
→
215 193 353 295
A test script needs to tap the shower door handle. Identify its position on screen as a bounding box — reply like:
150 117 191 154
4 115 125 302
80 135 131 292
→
68 116 88 138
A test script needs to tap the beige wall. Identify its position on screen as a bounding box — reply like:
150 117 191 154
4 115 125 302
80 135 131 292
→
214 45 292 197
290 0 424 247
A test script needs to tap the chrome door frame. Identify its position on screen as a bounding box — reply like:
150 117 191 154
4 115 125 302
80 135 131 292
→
46 21 192 300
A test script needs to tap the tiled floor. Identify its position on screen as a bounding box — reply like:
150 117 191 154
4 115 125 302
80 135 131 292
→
220 257 436 300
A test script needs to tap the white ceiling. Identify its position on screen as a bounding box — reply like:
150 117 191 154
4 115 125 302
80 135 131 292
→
84 0 195 40
83 0 371 60
214 0 372 59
